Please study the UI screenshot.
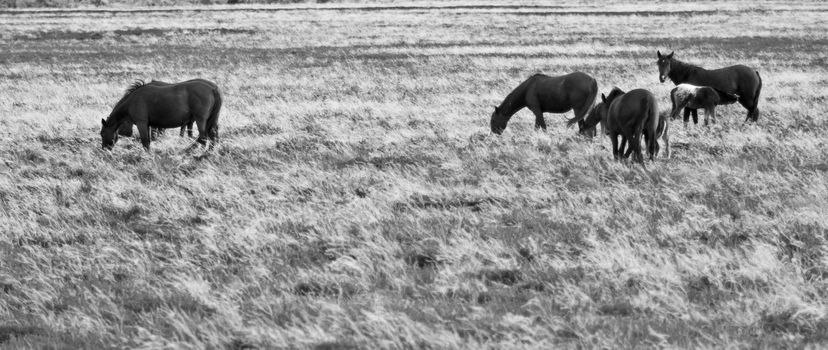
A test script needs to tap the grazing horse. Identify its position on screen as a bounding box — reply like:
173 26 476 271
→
580 88 669 160
657 51 762 122
117 80 195 138
100 79 222 151
669 84 739 126
490 72 598 134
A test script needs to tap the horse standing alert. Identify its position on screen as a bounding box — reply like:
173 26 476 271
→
657 51 762 122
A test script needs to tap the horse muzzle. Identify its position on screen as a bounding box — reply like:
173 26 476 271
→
659 75 666 83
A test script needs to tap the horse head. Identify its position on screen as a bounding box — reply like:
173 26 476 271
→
100 119 119 150
656 50 675 83
579 104 605 138
490 106 508 134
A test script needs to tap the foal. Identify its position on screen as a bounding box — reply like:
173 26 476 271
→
670 84 738 126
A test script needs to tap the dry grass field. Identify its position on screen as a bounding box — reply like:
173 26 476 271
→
1 1 827 349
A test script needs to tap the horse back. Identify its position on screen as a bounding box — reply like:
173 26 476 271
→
128 80 218 127
532 72 596 112
608 89 657 136
690 65 759 95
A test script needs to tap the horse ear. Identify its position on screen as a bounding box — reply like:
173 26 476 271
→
667 51 674 59
601 93 607 103
101 119 106 126
657 50 662 59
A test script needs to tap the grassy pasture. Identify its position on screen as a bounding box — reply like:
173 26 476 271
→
1 1 827 349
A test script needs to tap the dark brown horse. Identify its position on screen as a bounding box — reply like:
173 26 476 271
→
582 88 662 163
657 51 762 122
117 80 194 138
579 88 670 160
100 79 222 151
490 72 598 134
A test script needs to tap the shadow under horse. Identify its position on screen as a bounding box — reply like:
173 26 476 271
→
100 79 222 151
657 51 762 122
490 72 598 134
117 80 195 138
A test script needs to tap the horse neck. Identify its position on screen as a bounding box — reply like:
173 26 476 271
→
106 99 131 125
669 60 705 84
497 77 533 117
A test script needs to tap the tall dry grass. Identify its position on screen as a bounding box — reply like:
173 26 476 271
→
0 1 827 349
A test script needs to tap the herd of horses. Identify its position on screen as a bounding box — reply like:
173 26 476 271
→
489 51 762 163
100 51 762 164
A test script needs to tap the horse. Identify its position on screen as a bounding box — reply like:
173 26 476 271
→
656 51 762 122
100 79 222 151
117 80 195 138
490 72 598 134
579 88 670 160
669 83 739 126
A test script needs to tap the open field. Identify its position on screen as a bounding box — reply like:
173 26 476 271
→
1 1 827 348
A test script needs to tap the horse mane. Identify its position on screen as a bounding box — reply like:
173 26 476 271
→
103 80 147 126
113 80 147 107
603 87 625 104
498 73 543 115
124 80 146 97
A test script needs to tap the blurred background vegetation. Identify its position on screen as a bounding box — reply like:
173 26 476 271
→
0 0 350 8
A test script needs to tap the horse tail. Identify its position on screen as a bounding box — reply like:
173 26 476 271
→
634 96 656 162
669 87 679 119
206 85 222 138
566 77 598 127
752 70 762 121
647 96 658 158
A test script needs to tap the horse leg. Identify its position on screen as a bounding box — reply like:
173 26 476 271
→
136 122 151 151
636 138 644 164
611 133 620 160
629 132 644 163
670 101 685 121
644 132 655 161
526 98 546 131
182 118 207 152
663 121 671 159
709 106 716 125
181 120 194 137
739 91 760 122
703 109 709 126
622 137 634 159
683 108 691 126
622 136 635 161
207 124 219 151
195 119 208 147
